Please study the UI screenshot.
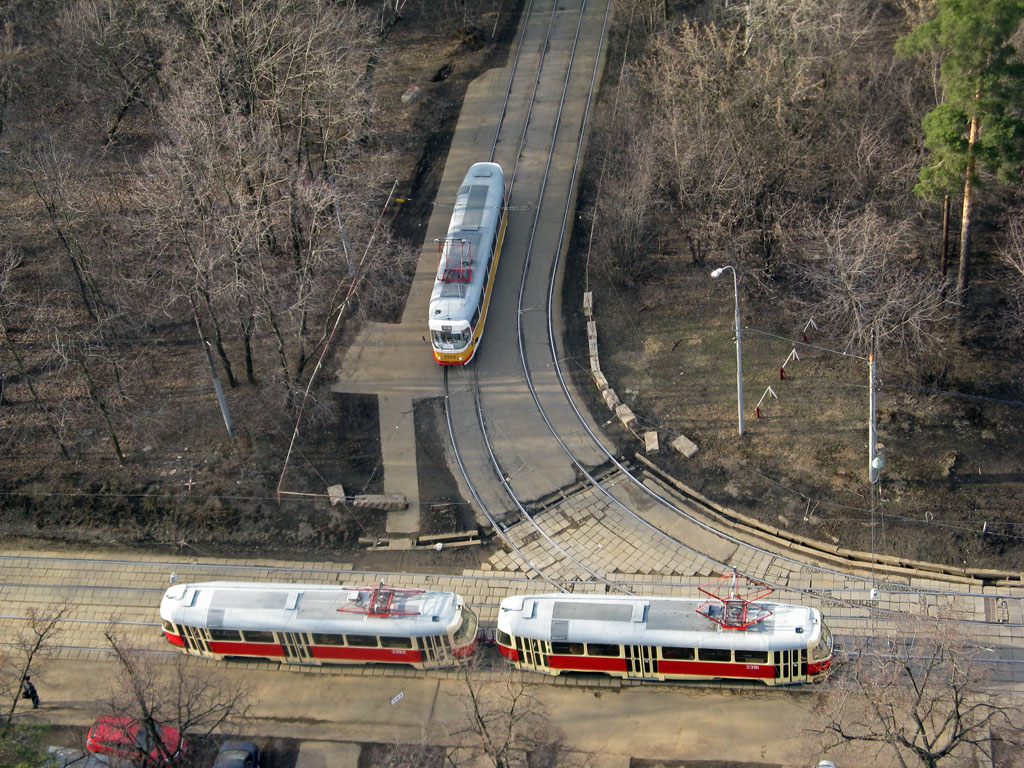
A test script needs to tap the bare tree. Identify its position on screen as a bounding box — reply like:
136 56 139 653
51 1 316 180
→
57 0 168 145
129 0 415 408
793 207 958 361
0 250 71 458
813 619 1018 768
998 208 1024 339
103 630 253 766
445 660 583 768
0 602 70 734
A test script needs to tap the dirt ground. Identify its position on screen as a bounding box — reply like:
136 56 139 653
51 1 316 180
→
561 239 1024 572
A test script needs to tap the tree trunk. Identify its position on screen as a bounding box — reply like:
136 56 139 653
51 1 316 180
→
0 317 71 459
940 195 950 279
957 113 979 298
77 353 125 464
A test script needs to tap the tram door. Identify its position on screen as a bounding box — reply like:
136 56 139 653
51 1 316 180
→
280 632 314 664
514 637 545 671
626 645 657 679
774 649 804 683
420 634 450 667
180 625 210 654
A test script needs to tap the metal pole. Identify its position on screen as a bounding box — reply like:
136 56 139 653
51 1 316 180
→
868 351 877 484
202 340 235 439
710 266 744 436
732 268 745 436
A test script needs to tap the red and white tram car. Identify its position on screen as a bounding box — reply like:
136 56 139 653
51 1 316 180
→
495 578 834 685
160 580 479 668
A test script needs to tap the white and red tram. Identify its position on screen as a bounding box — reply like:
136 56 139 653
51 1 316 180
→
160 581 478 668
495 578 834 685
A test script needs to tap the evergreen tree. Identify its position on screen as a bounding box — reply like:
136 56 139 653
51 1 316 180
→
897 0 1024 298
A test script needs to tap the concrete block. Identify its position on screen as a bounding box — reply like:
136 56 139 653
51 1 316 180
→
592 371 609 391
644 431 659 454
587 320 597 340
583 291 593 316
327 484 346 506
671 434 699 458
351 493 408 511
602 388 620 411
616 403 637 430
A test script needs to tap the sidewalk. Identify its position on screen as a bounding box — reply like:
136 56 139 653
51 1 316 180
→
17 658 856 767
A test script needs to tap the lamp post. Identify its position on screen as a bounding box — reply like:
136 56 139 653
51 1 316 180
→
711 265 744 436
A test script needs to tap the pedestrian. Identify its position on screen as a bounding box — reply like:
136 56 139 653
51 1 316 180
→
21 676 39 709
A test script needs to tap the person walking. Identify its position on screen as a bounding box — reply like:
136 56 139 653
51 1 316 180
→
21 676 39 709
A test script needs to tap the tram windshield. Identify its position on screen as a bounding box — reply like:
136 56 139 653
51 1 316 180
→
811 622 833 661
432 327 471 350
451 605 478 647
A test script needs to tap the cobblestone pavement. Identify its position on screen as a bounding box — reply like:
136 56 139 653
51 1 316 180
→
2 538 1023 687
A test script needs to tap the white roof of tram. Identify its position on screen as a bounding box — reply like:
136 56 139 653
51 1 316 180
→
160 582 463 637
497 593 822 651
428 162 505 330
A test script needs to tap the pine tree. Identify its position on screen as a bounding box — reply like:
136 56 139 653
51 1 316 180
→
896 0 1024 298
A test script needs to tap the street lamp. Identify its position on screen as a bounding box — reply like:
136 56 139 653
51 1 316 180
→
710 266 744 436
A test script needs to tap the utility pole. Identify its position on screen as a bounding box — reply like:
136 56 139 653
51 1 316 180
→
868 351 877 485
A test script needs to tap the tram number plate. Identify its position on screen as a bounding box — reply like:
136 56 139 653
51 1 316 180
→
391 690 405 706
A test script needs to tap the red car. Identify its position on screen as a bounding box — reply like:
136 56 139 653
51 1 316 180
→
86 715 187 765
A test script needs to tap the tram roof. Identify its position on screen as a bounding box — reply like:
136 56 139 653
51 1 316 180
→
428 163 505 327
497 593 822 651
161 582 462 637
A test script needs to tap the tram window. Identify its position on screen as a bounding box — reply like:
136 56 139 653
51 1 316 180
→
697 648 732 662
811 626 833 660
311 633 345 646
586 643 620 657
432 329 469 346
346 634 378 647
208 629 242 642
161 620 175 633
496 631 512 646
241 630 276 643
381 636 413 649
661 646 695 660
735 650 769 664
550 642 584 655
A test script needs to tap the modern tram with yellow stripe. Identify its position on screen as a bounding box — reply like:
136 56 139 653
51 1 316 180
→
428 162 507 365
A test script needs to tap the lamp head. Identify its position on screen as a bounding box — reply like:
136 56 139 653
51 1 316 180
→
710 267 725 278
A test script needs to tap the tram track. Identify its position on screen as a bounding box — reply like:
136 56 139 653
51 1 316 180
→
436 0 1024 651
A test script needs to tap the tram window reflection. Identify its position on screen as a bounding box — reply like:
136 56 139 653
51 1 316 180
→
381 636 413 649
587 643 620 657
311 633 345 646
346 634 378 647
550 642 584 655
208 629 242 642
697 648 732 662
661 646 694 660
242 630 276 643
735 650 769 664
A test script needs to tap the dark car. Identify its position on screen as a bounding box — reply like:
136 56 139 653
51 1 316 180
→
212 741 259 768
86 716 187 766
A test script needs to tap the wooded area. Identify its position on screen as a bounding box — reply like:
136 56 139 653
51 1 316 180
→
590 0 1024 359
0 0 505 549
571 0 1024 567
